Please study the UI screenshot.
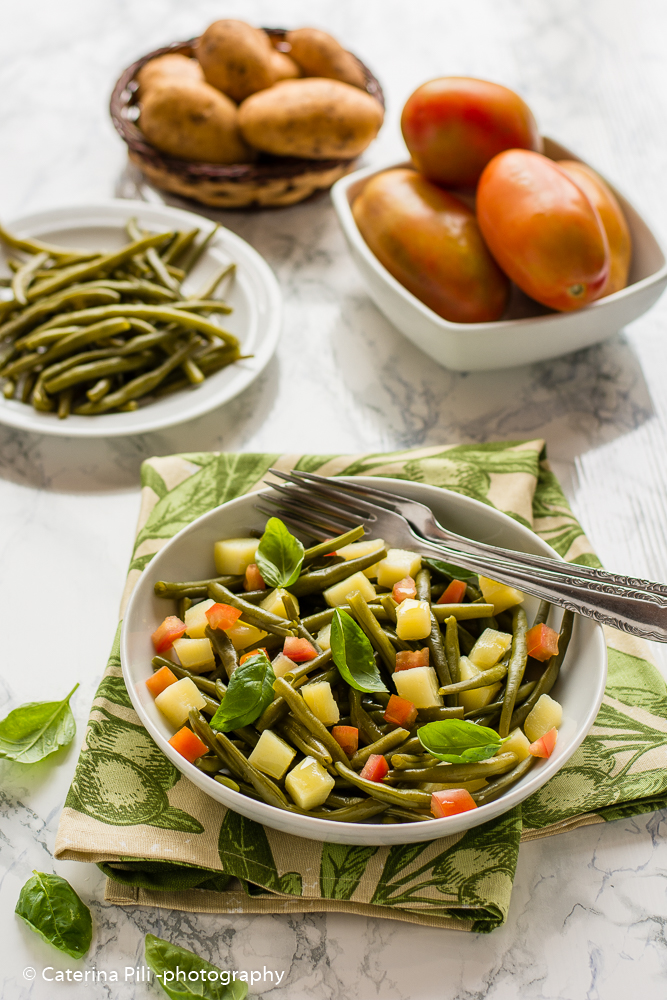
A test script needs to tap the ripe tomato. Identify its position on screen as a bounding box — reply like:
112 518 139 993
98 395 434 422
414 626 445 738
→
401 77 541 188
353 168 509 323
477 150 610 311
151 615 186 653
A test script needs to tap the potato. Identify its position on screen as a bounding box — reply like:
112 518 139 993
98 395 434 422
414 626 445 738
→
140 80 253 163
136 53 204 96
285 28 367 89
196 19 277 102
238 78 384 160
270 50 301 81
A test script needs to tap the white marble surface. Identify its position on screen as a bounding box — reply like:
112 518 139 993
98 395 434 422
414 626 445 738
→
2 0 667 997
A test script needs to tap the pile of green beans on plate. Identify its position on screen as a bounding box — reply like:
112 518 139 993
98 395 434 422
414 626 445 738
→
0 219 245 417
151 524 574 825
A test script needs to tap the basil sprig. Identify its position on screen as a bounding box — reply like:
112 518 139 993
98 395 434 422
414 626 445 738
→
15 871 92 959
209 652 275 732
418 720 506 763
146 934 248 1000
255 517 304 588
330 609 388 694
0 683 78 763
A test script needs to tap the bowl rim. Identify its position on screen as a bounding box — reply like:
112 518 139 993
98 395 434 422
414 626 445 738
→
331 148 667 335
120 476 608 846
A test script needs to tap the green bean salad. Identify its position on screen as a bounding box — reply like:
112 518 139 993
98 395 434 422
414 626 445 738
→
147 516 572 824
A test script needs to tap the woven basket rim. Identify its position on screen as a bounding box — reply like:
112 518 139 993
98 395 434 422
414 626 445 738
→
109 31 385 184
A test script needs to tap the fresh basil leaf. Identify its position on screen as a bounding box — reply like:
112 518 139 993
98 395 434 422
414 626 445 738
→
146 934 247 1000
15 871 92 959
0 683 78 763
330 609 388 694
209 653 275 732
418 719 503 763
422 557 478 586
256 517 304 588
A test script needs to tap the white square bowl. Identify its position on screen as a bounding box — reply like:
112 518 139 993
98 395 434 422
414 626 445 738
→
331 139 667 371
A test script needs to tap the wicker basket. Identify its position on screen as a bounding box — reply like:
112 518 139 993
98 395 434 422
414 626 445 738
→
109 32 385 209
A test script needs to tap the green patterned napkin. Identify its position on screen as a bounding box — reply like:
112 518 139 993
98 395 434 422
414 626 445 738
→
54 442 667 932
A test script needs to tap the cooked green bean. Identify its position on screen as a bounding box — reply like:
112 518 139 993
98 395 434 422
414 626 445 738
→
464 681 535 719
438 662 508 697
391 753 438 770
86 377 112 402
205 625 239 680
0 224 98 262
289 548 388 597
194 754 223 774
162 228 199 266
283 648 332 683
416 705 466 722
532 600 551 628
385 752 518 784
192 262 235 302
274 676 350 765
280 720 333 768
472 755 535 805
301 604 386 632
310 799 389 822
444 615 461 706
155 575 243 599
349 727 411 769
152 657 218 696
173 299 233 315
498 607 529 738
214 728 293 811
11 251 49 306
57 388 73 420
214 775 241 793
348 590 396 672
431 603 495 621
510 610 574 729
302 526 365 564
207 582 294 637
182 224 220 274
43 351 152 394
335 762 431 808
350 688 384 744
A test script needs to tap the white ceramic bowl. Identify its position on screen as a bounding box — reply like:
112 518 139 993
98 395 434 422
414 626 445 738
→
121 477 607 846
0 201 282 436
331 139 667 371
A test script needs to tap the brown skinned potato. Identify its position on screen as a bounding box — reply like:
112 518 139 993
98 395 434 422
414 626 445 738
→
238 78 384 159
136 53 204 96
270 50 301 81
195 20 278 102
285 28 367 89
139 80 254 163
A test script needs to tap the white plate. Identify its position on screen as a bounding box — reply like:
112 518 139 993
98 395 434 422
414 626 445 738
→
331 139 667 371
121 477 607 846
0 201 282 436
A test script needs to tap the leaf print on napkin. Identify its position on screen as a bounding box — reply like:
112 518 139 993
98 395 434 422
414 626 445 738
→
218 811 302 895
319 844 378 900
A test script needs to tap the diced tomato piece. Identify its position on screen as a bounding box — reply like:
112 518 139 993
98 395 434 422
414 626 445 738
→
239 647 269 666
283 636 318 662
431 788 478 818
146 665 178 698
384 694 418 727
392 576 417 603
395 648 430 671
332 725 359 757
151 615 186 653
526 623 560 661
529 727 558 758
244 563 266 591
205 603 242 631
168 726 209 764
437 579 467 604
360 753 389 782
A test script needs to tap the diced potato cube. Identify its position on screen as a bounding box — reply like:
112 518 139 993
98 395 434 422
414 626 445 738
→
248 730 296 779
184 599 215 639
172 637 215 673
260 588 297 619
524 694 563 743
336 538 386 579
302 681 340 727
498 728 531 762
214 537 260 576
469 628 512 669
271 652 296 678
155 677 206 729
376 548 422 589
478 576 524 614
285 756 335 810
457 656 502 713
225 620 268 650
323 572 376 607
395 598 431 640
393 666 442 708
316 623 332 651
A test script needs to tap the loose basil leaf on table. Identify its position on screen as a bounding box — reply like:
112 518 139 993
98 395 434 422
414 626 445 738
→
209 652 275 731
418 719 505 763
0 682 79 763
146 934 248 1000
15 871 92 959
331 609 388 694
255 517 304 588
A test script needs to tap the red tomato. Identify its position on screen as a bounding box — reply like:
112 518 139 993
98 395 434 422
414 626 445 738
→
477 150 610 311
151 615 186 653
529 727 558 758
332 725 359 757
431 788 478 818
395 648 429 672
392 576 417 603
401 77 541 188
205 603 242 630
360 753 389 782
239 647 269 666
384 694 418 727
437 579 467 605
526 623 559 661
169 726 209 764
146 665 178 697
283 636 318 662
244 563 266 591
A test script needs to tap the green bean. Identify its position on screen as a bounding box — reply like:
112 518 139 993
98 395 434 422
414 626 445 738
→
444 615 461 706
214 775 242 793
18 325 84 351
181 357 205 384
255 697 290 732
386 752 519 784
30 303 239 347
86 377 112 402
1 288 121 344
20 371 37 404
2 379 14 398
381 627 412 651
415 568 451 686
173 299 232 315
379 594 397 625
213 728 292 810
189 710 235 770
310 799 389 822
283 648 332 683
532 600 551 628
324 793 364 808
464 681 535 719
280 720 333 768
274 676 350 765
0 351 41 379
302 666 340 689
207 582 294 637
350 689 384 744
11 251 49 306
498 607 529 738
301 604 385 633
302 525 365 564
215 678 227 700
127 218 178 295
384 806 432 823
457 623 476 654
152 658 218 696
392 736 423 756
472 755 535 805
289 548 388 597
57 388 73 419
191 262 235 301
194 755 223 774
233 725 259 748
431 603 494 622
30 377 52 410
205 625 239 681
87 277 177 300
510 610 574 730
390 753 438 770
335 762 431 808
416 705 465 722
349 727 410 769
348 590 396 672
0 223 98 262
39 317 132 365
43 351 152 394
182 224 219 274
162 228 199 266
154 575 243 599
438 662 508 697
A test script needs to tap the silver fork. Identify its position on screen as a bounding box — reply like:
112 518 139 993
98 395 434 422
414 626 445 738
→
255 470 667 642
